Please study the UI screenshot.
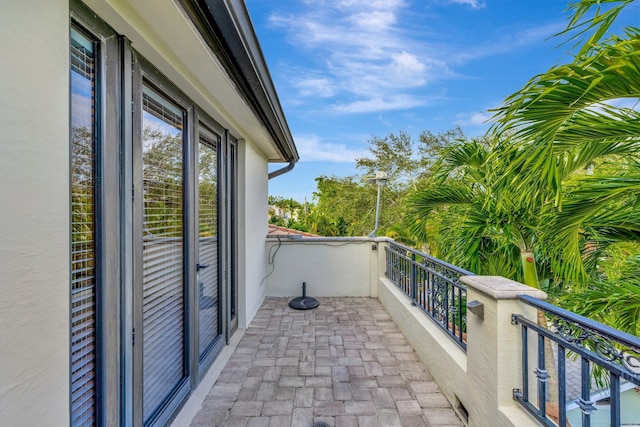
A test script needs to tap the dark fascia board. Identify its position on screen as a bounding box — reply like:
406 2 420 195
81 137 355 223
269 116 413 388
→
178 0 299 163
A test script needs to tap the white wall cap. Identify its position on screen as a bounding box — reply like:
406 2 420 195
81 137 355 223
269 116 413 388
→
461 275 547 300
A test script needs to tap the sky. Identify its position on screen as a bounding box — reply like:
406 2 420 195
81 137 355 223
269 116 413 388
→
246 0 640 203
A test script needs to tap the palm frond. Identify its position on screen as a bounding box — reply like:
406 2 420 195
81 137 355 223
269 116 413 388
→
548 174 640 283
560 0 636 58
560 255 640 335
491 32 640 200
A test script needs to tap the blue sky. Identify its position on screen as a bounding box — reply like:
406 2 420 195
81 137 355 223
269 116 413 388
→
247 0 639 202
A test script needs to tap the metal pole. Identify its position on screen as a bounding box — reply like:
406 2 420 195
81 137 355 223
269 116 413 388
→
369 182 382 237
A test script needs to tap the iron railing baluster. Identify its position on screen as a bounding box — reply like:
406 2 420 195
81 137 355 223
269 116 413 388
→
513 295 640 427
610 372 620 427
411 253 417 303
580 357 592 427
537 334 547 419
558 345 566 427
522 323 529 403
457 288 463 341
384 241 472 351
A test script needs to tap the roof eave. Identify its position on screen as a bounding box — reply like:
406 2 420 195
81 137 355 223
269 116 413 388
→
179 0 299 163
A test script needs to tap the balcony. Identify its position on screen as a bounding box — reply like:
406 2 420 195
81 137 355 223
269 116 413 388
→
173 237 640 427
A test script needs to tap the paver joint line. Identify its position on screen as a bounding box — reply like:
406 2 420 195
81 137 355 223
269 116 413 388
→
188 297 463 426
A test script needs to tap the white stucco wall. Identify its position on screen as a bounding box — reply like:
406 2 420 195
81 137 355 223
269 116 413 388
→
378 272 546 427
377 278 468 411
0 1 70 425
265 238 374 297
238 141 269 328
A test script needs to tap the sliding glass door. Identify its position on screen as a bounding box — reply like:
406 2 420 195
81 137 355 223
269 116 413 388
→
140 85 187 424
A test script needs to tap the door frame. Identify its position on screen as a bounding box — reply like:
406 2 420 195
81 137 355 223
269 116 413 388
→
224 134 238 341
130 54 237 426
191 111 226 383
131 55 192 427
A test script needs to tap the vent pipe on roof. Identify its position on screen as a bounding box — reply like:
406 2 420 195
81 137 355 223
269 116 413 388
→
268 159 296 180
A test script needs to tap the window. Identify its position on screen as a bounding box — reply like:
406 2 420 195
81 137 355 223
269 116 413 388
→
70 26 98 427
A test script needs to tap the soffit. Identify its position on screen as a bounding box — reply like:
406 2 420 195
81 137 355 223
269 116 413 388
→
82 0 296 162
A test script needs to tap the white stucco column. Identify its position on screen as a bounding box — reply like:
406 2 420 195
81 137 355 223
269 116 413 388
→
461 276 547 427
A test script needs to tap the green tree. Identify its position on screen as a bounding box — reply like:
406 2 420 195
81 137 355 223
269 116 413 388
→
311 175 379 236
481 0 640 339
407 138 552 288
491 0 640 285
356 127 465 191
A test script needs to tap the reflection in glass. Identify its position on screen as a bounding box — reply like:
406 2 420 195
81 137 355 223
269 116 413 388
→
198 128 220 358
141 86 185 422
70 27 97 427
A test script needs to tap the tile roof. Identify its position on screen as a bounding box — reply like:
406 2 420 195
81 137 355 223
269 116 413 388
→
268 224 318 238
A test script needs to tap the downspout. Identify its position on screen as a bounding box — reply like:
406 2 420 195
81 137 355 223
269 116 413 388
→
268 159 296 180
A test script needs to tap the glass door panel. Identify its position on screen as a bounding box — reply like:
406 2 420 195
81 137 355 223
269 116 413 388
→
197 127 221 359
141 86 186 422
70 26 98 427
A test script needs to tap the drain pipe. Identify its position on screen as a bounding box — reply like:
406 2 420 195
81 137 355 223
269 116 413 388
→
268 159 296 180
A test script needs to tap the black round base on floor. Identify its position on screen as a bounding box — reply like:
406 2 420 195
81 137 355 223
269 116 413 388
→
288 296 320 310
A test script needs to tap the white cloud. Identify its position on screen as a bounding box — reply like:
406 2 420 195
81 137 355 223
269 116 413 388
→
294 76 335 98
268 0 435 113
378 114 392 127
447 22 565 65
455 111 492 126
390 51 427 85
295 134 369 162
349 10 397 29
333 0 406 11
333 94 427 114
266 0 564 116
447 0 486 9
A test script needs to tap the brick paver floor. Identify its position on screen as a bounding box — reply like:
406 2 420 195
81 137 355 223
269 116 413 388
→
190 297 463 427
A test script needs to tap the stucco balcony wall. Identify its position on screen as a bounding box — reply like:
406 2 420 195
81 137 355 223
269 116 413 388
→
265 237 379 298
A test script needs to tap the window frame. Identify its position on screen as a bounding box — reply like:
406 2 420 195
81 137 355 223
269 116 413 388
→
70 2 122 425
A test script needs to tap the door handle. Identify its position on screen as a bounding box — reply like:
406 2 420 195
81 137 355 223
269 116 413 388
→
197 263 210 271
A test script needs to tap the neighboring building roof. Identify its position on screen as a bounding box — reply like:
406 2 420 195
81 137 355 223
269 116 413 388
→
268 225 318 238
178 0 299 164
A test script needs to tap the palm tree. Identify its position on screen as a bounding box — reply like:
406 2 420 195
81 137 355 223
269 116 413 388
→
490 0 640 284
562 251 640 335
407 138 551 289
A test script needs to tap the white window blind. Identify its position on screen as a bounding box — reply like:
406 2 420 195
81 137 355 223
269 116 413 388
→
70 27 97 427
141 87 186 422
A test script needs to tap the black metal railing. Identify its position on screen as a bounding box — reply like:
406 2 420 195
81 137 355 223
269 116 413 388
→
384 241 473 351
512 295 640 427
